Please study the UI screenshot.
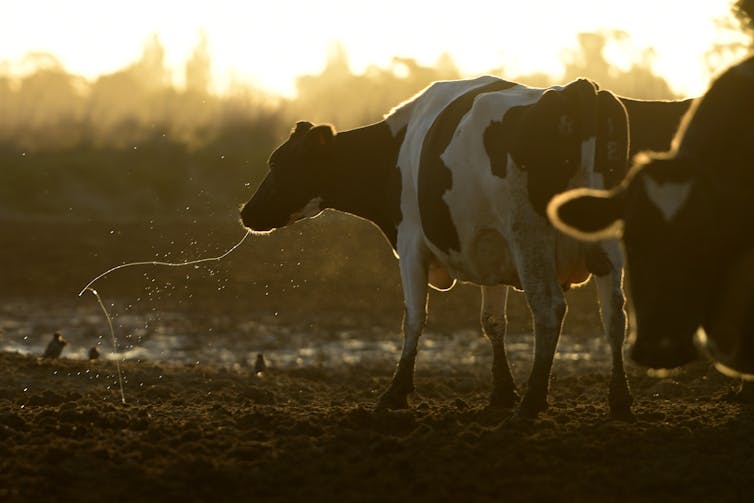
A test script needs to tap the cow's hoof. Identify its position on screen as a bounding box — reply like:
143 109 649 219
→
374 391 410 411
498 408 538 428
608 393 635 422
515 396 548 419
723 383 754 404
485 389 520 412
608 404 636 422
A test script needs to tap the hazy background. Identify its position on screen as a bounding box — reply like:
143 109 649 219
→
1 1 753 363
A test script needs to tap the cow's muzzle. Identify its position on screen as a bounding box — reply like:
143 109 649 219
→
240 202 275 233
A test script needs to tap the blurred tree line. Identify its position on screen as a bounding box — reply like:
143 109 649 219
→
0 29 722 221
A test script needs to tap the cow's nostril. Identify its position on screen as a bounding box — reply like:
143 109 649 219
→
630 337 698 369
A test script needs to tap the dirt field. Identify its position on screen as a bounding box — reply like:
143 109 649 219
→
2 218 754 502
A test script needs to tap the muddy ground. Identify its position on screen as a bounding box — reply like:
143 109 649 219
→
2 218 754 502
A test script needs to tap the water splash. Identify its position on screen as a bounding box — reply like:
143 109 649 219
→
76 230 252 403
83 287 126 404
78 230 250 296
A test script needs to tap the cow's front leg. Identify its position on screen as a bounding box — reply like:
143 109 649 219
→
375 252 429 411
594 242 634 420
724 380 754 403
481 285 519 410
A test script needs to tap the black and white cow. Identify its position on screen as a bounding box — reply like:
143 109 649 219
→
241 76 689 418
549 56 754 381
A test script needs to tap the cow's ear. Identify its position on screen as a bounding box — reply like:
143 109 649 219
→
292 121 314 137
595 90 630 188
547 187 626 241
307 124 335 147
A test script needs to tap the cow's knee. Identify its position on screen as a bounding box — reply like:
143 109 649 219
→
481 311 505 340
532 296 566 335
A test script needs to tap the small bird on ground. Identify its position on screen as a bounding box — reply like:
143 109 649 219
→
88 346 100 360
254 353 267 376
42 332 67 359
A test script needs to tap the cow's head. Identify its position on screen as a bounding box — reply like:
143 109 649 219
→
548 154 717 370
241 121 334 232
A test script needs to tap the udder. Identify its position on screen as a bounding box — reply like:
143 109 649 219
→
450 228 521 287
428 257 456 291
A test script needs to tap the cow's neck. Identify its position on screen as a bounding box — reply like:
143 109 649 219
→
322 121 404 249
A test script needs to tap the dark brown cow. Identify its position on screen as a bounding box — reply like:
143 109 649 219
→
549 56 754 382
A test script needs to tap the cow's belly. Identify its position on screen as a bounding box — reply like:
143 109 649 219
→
432 228 592 290
443 227 522 288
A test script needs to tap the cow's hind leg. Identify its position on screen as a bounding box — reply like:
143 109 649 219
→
518 283 566 418
481 285 519 410
593 243 634 420
512 232 566 418
375 252 429 411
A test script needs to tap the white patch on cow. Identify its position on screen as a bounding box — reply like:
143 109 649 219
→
437 86 547 284
642 176 693 222
579 136 596 185
288 197 324 224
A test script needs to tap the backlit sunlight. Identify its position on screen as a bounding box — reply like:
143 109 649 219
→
1 0 746 97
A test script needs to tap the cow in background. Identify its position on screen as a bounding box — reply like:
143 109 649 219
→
549 56 754 386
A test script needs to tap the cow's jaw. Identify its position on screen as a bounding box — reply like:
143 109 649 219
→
288 197 324 225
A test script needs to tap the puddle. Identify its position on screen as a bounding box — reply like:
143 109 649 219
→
0 300 611 371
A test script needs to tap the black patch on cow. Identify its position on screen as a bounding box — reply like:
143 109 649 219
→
595 90 630 189
677 56 754 175
321 122 406 251
384 128 407 248
492 79 599 216
418 79 517 253
483 120 510 178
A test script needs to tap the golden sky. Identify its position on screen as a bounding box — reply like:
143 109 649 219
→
0 0 744 97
